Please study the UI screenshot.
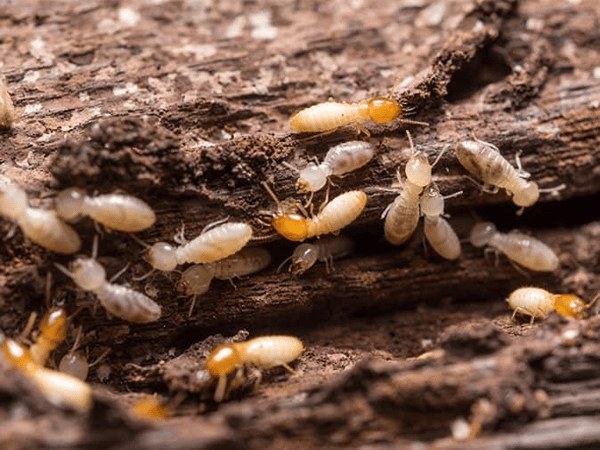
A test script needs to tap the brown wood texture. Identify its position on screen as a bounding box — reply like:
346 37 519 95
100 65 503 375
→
1 0 600 449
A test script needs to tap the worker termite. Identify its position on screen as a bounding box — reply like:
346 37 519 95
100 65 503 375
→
180 247 272 315
55 237 162 323
143 222 253 272
507 287 600 325
29 307 68 366
0 74 16 129
55 188 156 232
1 337 92 412
293 141 375 193
455 139 563 213
419 185 461 260
205 335 303 402
263 183 367 242
278 235 354 274
470 221 559 272
0 180 81 254
290 96 422 134
382 132 437 245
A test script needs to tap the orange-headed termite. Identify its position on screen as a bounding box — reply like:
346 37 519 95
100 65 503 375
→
470 221 559 272
507 287 599 324
1 337 92 412
205 335 303 402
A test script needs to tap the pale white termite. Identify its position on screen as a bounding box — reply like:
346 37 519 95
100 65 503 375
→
180 247 271 315
144 222 253 272
507 287 599 325
469 221 559 272
55 237 162 323
264 183 367 242
205 335 303 402
419 185 461 260
55 188 156 232
279 235 355 274
296 141 375 193
382 133 434 245
0 179 81 254
455 139 562 213
0 75 16 129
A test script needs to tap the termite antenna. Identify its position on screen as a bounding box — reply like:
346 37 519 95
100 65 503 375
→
431 145 449 169
539 183 566 197
91 235 99 260
54 262 74 279
132 268 155 282
109 262 131 283
129 233 151 250
262 181 280 206
282 161 300 174
201 216 231 234
88 348 111 368
277 255 294 273
442 190 463 200
406 130 415 154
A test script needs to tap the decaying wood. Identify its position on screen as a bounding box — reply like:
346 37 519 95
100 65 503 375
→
1 0 600 448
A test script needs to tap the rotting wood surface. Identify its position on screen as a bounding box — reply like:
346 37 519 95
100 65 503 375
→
1 0 600 449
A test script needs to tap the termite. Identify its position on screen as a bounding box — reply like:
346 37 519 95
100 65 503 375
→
144 222 253 272
55 188 156 232
180 247 272 315
131 395 172 420
507 287 600 325
382 132 435 245
205 335 303 402
0 75 16 129
294 141 375 193
455 139 563 213
263 183 367 242
278 235 354 274
1 337 92 412
0 180 81 254
419 185 461 260
29 307 68 366
290 96 416 134
55 237 162 323
469 221 559 272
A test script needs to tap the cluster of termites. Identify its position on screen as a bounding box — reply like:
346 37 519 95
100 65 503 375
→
0 73 584 414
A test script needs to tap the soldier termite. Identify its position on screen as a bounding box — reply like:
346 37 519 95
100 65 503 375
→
278 235 354 274
507 287 600 325
1 337 92 412
382 132 441 245
29 308 68 366
0 179 81 254
0 75 16 129
55 188 156 232
419 185 461 260
143 222 253 272
293 141 375 193
455 139 564 214
263 183 367 242
180 247 272 315
55 237 162 323
205 335 303 402
289 96 425 134
469 221 559 272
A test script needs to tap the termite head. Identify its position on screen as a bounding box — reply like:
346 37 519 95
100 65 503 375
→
554 294 587 319
290 243 318 274
512 181 539 207
272 213 309 242
178 265 213 296
405 153 431 187
2 338 33 370
367 96 402 124
71 257 106 291
39 308 69 344
205 343 241 378
145 243 178 272
55 188 86 221
0 183 27 221
420 185 444 217
470 222 496 247
298 163 327 193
